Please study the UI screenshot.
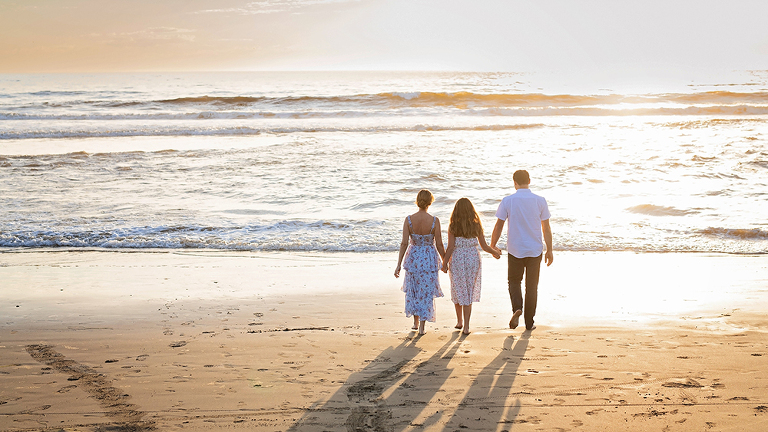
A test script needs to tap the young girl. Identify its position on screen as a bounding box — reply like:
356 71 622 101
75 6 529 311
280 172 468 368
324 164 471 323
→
395 189 445 335
442 198 500 334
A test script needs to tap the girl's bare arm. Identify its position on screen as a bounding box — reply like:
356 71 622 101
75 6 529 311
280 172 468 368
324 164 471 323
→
478 231 501 259
442 231 455 272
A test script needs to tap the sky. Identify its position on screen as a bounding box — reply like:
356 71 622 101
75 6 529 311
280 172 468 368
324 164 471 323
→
1 0 768 74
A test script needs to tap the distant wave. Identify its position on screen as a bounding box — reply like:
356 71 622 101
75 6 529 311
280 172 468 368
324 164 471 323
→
4 90 768 116
6 105 768 123
158 95 270 104
27 90 91 97
0 111 387 121
0 123 545 140
626 204 698 217
149 90 768 108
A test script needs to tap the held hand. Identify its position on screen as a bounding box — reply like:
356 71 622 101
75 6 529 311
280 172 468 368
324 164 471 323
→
394 265 401 278
491 250 501 259
545 250 554 267
441 263 448 273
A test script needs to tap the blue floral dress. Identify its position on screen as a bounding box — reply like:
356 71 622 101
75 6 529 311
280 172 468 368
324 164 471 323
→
402 216 443 322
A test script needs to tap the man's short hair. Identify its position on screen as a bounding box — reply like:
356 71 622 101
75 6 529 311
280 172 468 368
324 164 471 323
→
513 170 530 185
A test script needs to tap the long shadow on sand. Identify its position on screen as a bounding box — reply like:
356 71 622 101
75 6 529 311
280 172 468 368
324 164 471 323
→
442 333 531 430
287 331 530 431
287 332 464 431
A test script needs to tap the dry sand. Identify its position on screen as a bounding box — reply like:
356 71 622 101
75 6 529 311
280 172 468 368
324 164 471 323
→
1 250 767 431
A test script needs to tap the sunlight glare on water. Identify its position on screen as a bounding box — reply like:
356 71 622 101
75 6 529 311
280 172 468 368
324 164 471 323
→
1 71 767 253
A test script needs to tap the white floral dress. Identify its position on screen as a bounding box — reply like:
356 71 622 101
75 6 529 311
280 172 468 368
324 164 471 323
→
402 216 443 322
449 236 482 305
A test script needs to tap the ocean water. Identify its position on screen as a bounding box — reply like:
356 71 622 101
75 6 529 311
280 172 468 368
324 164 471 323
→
1 71 767 254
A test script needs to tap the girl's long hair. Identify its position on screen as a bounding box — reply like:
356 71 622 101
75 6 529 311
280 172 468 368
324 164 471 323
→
449 198 483 238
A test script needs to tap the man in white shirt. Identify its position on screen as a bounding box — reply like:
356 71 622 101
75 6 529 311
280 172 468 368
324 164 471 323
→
491 170 553 331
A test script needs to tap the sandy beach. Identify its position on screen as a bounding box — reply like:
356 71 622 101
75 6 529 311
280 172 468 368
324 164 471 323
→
1 250 767 431
4 0 768 430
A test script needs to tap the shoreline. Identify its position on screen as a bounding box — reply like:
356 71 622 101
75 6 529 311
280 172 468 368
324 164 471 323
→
2 250 767 431
2 249 766 327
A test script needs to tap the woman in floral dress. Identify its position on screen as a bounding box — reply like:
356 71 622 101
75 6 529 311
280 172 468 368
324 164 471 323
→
441 198 501 335
394 189 445 335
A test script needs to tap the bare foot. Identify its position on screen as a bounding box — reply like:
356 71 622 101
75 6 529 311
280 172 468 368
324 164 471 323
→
525 325 537 331
510 310 522 329
412 325 418 330
418 321 426 335
462 329 470 335
454 323 463 329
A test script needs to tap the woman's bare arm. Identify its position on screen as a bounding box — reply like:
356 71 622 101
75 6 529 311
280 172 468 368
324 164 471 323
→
433 217 446 259
441 231 455 272
394 218 410 277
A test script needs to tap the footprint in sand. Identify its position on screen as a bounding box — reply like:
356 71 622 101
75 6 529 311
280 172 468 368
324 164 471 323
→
20 405 52 414
169 341 187 348
136 354 149 361
662 378 702 388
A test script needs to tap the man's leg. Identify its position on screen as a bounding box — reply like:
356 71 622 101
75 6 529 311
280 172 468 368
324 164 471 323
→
522 254 542 329
507 254 525 327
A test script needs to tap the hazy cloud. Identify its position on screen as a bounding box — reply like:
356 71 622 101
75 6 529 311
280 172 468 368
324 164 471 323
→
3 0 768 73
97 27 197 43
195 0 361 15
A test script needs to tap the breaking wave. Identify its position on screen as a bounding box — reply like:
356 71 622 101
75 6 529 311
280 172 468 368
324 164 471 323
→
698 227 768 240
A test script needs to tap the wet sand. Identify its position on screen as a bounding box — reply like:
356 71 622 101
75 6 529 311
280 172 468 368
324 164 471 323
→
1 250 767 431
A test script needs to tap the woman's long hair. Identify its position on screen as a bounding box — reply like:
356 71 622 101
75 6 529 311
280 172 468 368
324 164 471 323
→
449 198 483 238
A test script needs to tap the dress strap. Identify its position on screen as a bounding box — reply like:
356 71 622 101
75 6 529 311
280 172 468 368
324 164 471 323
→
407 215 413 234
430 217 436 233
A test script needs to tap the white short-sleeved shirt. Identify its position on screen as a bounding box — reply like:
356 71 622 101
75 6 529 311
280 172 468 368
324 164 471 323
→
495 188 551 258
